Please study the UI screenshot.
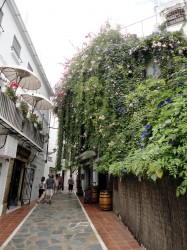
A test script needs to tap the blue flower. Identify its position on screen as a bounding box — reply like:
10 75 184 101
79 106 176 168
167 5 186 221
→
121 167 126 173
168 140 172 145
140 145 145 149
119 107 126 114
158 101 165 108
131 131 135 135
141 130 147 136
145 124 151 130
166 97 173 103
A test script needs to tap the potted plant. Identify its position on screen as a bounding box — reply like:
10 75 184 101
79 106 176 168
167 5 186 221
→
29 113 38 124
19 101 29 118
5 85 18 103
36 121 43 131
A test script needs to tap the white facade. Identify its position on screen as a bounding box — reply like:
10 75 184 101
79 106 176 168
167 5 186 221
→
0 0 53 215
43 114 58 179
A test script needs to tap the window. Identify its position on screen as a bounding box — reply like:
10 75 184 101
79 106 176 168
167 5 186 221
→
48 156 53 162
0 9 4 32
11 35 21 57
0 9 3 26
166 8 185 26
28 62 33 72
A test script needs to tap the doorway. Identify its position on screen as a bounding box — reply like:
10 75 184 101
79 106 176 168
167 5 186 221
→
7 160 23 209
98 173 108 191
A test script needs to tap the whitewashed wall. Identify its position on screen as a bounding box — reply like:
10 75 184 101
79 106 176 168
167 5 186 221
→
0 159 8 215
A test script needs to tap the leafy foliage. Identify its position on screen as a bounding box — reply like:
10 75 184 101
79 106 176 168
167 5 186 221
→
54 25 187 196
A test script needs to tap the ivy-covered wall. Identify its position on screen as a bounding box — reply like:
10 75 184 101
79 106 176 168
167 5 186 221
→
54 25 187 196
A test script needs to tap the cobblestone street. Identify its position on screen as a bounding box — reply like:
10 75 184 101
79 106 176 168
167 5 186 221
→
0 189 141 250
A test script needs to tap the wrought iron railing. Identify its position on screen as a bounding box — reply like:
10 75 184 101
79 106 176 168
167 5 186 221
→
0 92 44 149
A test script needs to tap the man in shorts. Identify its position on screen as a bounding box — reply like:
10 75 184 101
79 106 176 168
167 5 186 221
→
45 174 55 204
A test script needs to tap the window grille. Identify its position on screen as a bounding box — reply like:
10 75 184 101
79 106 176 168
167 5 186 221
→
11 35 21 57
166 8 185 26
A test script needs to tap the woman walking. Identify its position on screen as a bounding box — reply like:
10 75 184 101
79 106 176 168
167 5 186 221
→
68 175 74 193
37 176 45 203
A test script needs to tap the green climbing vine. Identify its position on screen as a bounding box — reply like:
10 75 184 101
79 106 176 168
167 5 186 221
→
54 24 187 196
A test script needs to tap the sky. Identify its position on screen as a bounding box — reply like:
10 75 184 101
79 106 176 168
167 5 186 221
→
14 0 170 88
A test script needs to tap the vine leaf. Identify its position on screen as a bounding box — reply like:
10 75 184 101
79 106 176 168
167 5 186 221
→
156 169 163 179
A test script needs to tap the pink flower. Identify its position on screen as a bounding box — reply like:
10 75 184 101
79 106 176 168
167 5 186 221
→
10 82 19 89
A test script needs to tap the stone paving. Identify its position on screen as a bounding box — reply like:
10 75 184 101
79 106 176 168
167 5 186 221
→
1 192 105 250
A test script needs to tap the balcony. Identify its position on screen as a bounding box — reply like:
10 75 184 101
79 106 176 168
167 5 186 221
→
0 92 44 151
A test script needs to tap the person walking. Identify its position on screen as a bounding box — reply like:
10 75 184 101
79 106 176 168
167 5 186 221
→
37 176 45 203
58 174 64 194
68 174 74 193
45 174 55 204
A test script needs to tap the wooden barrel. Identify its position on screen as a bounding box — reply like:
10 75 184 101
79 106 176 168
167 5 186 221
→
99 190 112 211
91 187 98 203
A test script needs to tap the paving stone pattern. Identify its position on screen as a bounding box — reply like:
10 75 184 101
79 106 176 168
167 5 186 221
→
2 193 104 250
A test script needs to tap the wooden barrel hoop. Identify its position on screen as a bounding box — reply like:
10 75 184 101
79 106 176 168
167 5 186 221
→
99 190 112 211
91 187 98 203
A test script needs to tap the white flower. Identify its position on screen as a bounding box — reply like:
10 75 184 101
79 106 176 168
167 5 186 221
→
178 50 183 55
108 141 115 147
99 115 105 120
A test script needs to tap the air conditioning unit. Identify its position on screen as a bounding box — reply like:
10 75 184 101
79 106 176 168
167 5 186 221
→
0 135 18 158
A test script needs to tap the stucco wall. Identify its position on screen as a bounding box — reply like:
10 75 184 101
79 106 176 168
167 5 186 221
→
112 175 187 250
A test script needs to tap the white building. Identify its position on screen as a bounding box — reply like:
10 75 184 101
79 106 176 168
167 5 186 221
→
0 0 53 215
43 114 58 178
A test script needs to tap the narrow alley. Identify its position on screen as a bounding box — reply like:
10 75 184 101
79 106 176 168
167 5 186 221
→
0 189 141 250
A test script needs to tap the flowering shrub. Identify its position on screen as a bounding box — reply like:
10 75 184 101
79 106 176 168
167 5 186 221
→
5 85 18 102
54 26 187 195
